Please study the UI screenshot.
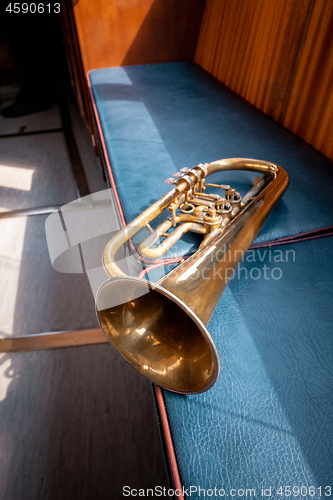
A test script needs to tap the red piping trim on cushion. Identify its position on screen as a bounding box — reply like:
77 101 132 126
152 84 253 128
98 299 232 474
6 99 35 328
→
88 74 184 495
154 386 184 500
87 77 127 226
249 225 333 248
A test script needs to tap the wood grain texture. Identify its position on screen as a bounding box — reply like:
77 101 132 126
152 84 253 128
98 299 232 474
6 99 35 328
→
73 0 206 71
282 0 333 160
195 0 314 121
0 344 169 499
195 0 333 161
60 0 95 130
0 214 99 337
0 328 107 353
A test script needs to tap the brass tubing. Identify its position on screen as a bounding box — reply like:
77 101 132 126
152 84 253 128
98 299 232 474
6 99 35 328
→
102 166 205 276
139 215 208 258
198 228 221 249
139 222 205 258
240 174 271 207
157 159 288 326
102 158 287 278
102 190 176 277
139 220 173 256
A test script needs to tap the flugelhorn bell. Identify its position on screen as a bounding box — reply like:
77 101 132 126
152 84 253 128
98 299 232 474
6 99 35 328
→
95 158 289 394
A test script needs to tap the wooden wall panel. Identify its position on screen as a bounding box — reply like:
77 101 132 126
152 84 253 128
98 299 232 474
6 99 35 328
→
282 0 333 160
195 0 333 161
61 0 92 125
72 0 206 72
195 0 314 122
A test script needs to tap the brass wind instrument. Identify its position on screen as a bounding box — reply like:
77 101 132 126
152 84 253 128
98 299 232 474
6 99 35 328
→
96 158 289 394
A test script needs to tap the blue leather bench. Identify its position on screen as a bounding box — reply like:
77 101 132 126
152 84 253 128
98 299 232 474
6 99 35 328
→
88 62 333 499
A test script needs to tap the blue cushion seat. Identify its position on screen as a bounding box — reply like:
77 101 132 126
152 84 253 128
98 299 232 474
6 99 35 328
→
88 62 333 498
89 62 333 252
162 236 333 495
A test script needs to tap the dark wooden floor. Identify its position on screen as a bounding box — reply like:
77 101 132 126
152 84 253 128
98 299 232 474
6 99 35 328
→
0 93 169 499
0 344 169 499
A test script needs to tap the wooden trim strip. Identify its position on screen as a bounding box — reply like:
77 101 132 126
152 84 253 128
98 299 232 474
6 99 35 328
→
0 205 62 219
0 328 107 353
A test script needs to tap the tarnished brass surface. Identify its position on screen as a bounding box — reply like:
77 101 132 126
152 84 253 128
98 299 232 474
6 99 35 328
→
96 158 289 393
97 277 219 393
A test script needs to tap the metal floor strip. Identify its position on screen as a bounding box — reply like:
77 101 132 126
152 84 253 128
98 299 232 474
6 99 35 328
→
0 205 62 219
0 328 107 352
0 198 111 219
